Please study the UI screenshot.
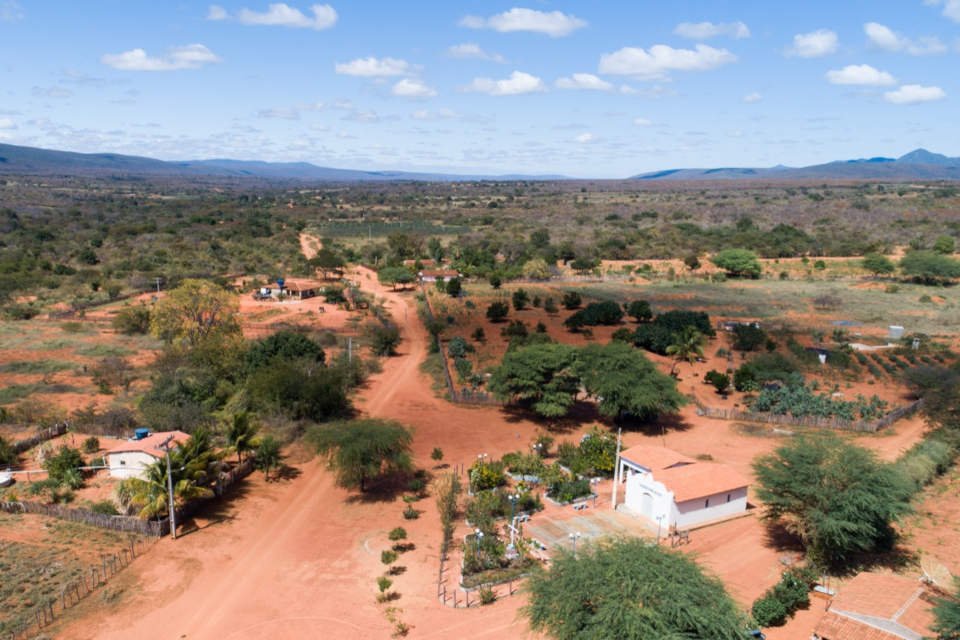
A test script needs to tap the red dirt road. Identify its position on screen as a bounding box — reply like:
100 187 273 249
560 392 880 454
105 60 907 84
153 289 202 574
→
67 268 545 640
61 253 930 640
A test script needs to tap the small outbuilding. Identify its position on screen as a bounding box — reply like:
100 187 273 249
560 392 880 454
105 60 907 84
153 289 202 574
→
418 269 460 283
256 277 323 300
105 431 190 480
812 572 934 640
615 445 749 530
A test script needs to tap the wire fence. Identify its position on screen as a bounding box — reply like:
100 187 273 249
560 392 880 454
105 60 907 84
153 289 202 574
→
421 290 504 407
1 536 154 640
691 391 923 433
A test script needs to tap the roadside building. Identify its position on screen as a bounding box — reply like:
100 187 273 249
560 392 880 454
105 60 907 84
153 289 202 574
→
615 445 749 530
105 431 190 480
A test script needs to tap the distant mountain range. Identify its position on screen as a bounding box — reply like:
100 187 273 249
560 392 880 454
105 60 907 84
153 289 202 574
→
0 143 564 182
632 148 960 181
1 142 959 182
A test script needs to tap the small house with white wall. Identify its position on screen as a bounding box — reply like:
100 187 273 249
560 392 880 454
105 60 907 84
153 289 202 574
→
256 278 323 301
105 431 190 480
615 445 749 530
417 269 460 283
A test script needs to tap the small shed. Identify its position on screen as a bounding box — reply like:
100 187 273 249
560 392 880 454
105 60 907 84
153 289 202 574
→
418 269 460 283
105 431 190 480
257 278 323 300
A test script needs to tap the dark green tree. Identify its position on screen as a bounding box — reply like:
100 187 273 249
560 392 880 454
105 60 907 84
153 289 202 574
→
524 538 749 640
256 435 282 481
486 301 509 322
575 342 685 420
512 288 530 310
245 330 325 372
753 434 911 568
309 248 346 279
625 300 653 322
310 419 414 492
445 277 462 297
862 252 895 276
488 343 580 418
900 250 960 285
712 248 762 278
561 291 581 310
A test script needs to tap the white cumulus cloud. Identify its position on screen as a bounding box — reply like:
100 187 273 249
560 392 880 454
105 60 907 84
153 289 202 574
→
234 3 337 29
335 57 411 77
786 29 838 58
460 8 586 38
392 78 437 98
555 73 612 91
101 44 221 71
674 21 750 40
863 22 945 55
464 71 545 96
599 44 736 78
575 132 595 143
207 5 228 20
884 84 946 104
447 43 506 63
926 0 960 22
826 64 896 86
0 117 16 129
633 117 652 126
742 92 762 103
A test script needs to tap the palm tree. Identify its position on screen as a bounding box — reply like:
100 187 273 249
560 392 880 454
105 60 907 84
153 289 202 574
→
665 327 706 376
256 436 282 481
226 412 260 464
118 456 214 519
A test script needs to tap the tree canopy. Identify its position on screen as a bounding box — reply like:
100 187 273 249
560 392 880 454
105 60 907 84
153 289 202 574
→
862 252 895 276
488 343 580 418
309 247 346 279
377 266 415 290
900 250 960 285
524 537 749 640
712 248 762 278
576 342 685 420
753 434 910 568
309 419 414 491
150 279 241 347
933 579 960 640
244 330 325 372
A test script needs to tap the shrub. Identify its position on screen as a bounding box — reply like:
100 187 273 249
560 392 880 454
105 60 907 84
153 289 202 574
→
82 436 100 453
377 576 393 593
402 505 420 520
752 595 788 627
712 248 762 278
431 447 443 462
381 550 398 564
388 527 408 541
564 301 623 331
479 586 497 605
732 324 767 352
88 500 119 515
561 291 582 310
512 288 530 310
369 323 402 356
486 301 509 322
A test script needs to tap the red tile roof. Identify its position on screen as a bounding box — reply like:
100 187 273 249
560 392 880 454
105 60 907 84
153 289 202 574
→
106 431 190 458
418 269 460 278
619 445 696 471
658 463 750 503
619 445 749 502
815 573 935 640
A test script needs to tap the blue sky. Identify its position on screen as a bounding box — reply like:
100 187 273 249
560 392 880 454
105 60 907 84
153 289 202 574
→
1 1 959 177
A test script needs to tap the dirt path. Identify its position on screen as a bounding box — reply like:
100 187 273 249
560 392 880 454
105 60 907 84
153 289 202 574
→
63 240 929 639
67 245 545 640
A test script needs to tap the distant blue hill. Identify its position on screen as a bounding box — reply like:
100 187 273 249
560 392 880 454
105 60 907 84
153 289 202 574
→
631 148 960 181
0 142 566 182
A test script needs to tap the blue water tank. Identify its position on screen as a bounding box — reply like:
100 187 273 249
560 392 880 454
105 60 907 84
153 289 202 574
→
134 428 150 440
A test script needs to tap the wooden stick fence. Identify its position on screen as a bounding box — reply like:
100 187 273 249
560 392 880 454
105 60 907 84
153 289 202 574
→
691 392 922 433
2 537 153 640
12 422 69 454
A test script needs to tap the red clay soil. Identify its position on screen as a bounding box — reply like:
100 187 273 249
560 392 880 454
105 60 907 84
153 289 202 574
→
62 267 552 640
57 252 931 640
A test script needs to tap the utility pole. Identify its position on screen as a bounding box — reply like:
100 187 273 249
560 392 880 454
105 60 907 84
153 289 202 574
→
611 428 622 511
156 436 177 540
348 336 353 363
154 277 162 294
